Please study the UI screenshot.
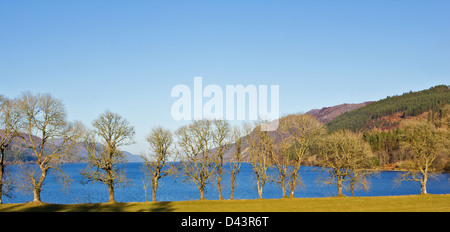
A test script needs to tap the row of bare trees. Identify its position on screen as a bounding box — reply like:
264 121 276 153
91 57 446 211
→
1 92 447 204
0 93 137 203
141 114 376 201
140 120 249 201
0 93 85 203
123 112 449 201
141 116 323 201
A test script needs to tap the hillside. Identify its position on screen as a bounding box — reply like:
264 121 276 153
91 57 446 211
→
326 85 450 132
306 102 372 123
223 85 450 166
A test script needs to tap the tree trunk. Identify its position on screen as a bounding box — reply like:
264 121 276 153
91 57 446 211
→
337 176 344 197
217 157 223 200
257 179 263 199
0 180 2 204
421 176 428 194
108 183 116 203
0 148 4 204
152 186 157 202
106 166 116 203
230 182 235 200
33 187 42 203
33 178 44 203
281 178 287 198
200 189 205 200
152 176 158 202
289 174 297 198
217 176 223 200
33 167 47 203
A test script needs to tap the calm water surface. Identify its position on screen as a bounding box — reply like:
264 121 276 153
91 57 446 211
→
3 162 450 204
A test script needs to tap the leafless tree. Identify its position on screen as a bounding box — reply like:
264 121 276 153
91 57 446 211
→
396 119 447 194
347 169 376 197
141 177 149 202
81 111 135 203
283 114 325 198
317 130 374 197
270 129 290 198
141 126 176 202
176 120 216 200
0 96 21 204
229 124 250 200
212 120 231 200
16 92 84 203
247 121 274 199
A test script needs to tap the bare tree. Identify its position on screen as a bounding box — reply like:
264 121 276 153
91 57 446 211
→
229 124 249 200
212 120 231 200
16 92 84 203
317 130 374 197
141 126 176 202
0 96 21 204
176 120 216 200
347 169 376 197
396 119 446 194
81 111 135 203
141 177 149 203
247 121 274 199
270 128 290 198
272 114 325 198
284 114 325 198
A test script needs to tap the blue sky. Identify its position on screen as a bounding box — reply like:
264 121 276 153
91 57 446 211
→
1 0 449 154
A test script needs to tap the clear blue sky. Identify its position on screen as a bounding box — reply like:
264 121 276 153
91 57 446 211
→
1 0 449 154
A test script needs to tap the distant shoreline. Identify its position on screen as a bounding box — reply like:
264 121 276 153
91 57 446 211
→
5 161 449 173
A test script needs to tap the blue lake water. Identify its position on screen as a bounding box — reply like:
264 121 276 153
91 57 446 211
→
3 162 450 204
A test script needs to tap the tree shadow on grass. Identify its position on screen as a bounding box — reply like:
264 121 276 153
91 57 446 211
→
148 201 174 212
0 201 175 212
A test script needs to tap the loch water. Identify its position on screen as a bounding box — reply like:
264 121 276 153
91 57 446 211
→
3 162 450 204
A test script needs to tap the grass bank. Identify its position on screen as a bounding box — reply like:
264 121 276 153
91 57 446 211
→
1 194 449 212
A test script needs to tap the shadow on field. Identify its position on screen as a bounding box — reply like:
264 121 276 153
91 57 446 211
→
0 201 176 212
149 201 174 212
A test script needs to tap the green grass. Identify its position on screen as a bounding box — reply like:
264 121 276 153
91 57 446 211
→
0 194 450 212
1 194 449 212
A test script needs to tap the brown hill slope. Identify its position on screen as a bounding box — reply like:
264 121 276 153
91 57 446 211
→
305 102 373 123
223 102 371 162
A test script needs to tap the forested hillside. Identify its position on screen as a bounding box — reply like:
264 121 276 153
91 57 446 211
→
326 85 450 132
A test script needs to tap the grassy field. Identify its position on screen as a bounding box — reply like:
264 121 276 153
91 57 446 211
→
1 194 449 212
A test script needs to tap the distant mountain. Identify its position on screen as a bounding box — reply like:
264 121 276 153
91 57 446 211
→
2 132 143 163
123 150 144 162
74 143 144 163
306 102 373 123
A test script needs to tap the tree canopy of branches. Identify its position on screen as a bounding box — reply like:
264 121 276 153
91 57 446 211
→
274 114 325 198
318 130 375 196
0 96 21 203
16 93 84 203
229 123 251 200
141 126 176 202
396 119 447 194
176 120 217 200
247 121 274 199
211 120 231 200
81 111 135 203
